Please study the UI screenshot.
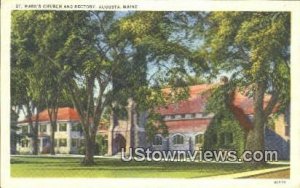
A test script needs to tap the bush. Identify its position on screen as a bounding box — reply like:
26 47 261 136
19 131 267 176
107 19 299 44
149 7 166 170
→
78 146 85 155
96 135 108 156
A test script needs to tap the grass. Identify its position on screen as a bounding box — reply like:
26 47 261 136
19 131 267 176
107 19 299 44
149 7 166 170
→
11 156 288 178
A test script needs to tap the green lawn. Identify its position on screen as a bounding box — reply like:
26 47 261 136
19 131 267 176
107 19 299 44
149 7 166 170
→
11 156 287 178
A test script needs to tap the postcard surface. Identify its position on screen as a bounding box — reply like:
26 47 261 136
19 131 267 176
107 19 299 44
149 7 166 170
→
1 1 300 188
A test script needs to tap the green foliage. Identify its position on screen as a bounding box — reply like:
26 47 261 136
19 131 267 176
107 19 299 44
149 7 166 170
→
192 12 290 152
204 84 232 115
95 135 108 156
204 113 246 156
204 84 245 156
145 112 168 143
194 12 290 108
78 146 86 155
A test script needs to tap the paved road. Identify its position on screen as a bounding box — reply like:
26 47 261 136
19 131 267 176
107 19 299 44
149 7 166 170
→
243 169 290 179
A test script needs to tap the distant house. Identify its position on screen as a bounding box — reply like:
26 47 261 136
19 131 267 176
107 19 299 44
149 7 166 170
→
17 107 84 154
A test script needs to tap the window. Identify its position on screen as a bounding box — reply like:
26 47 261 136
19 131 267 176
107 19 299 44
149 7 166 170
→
173 134 184 145
59 139 67 147
220 132 233 146
42 138 48 147
54 139 58 147
170 115 175 119
71 123 81 132
195 134 204 145
191 113 196 118
153 135 162 145
54 123 57 132
80 139 86 146
22 126 28 134
181 114 185 119
40 124 47 133
285 126 290 136
21 139 29 147
71 139 79 147
59 123 67 132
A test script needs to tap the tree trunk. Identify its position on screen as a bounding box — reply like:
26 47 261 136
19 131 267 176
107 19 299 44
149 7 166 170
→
245 113 265 151
82 138 95 165
50 121 56 155
32 132 39 155
245 82 266 165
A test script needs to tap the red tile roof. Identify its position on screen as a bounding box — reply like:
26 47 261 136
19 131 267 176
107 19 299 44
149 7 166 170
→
157 84 212 115
166 119 211 133
232 91 272 114
157 84 271 116
157 84 275 132
19 107 81 123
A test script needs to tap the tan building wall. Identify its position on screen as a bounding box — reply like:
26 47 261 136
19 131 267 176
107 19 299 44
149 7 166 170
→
273 114 289 141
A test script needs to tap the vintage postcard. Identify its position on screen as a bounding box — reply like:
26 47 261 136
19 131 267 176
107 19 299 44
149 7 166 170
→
1 0 300 188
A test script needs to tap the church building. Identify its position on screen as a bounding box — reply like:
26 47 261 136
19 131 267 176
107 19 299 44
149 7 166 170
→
16 84 290 159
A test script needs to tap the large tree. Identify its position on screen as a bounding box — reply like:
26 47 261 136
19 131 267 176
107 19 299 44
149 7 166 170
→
12 11 73 155
57 11 191 164
11 11 225 164
11 11 48 155
191 12 290 162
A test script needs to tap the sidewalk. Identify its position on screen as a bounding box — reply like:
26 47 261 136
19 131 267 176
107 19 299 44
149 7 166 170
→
205 166 290 179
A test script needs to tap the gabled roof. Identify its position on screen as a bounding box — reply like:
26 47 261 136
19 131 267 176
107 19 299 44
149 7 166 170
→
156 84 276 132
157 84 212 115
157 84 272 116
19 107 80 123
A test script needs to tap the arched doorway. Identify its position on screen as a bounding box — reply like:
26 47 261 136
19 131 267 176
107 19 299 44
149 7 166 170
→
115 134 126 153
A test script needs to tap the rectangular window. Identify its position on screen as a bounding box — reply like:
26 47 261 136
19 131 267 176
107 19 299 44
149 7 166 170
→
54 139 58 147
40 124 47 133
42 138 48 147
59 123 67 132
181 114 185 119
59 139 67 147
71 139 78 147
22 126 28 134
80 139 85 147
21 139 29 147
54 123 57 132
285 126 290 136
191 113 196 118
71 123 81 132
